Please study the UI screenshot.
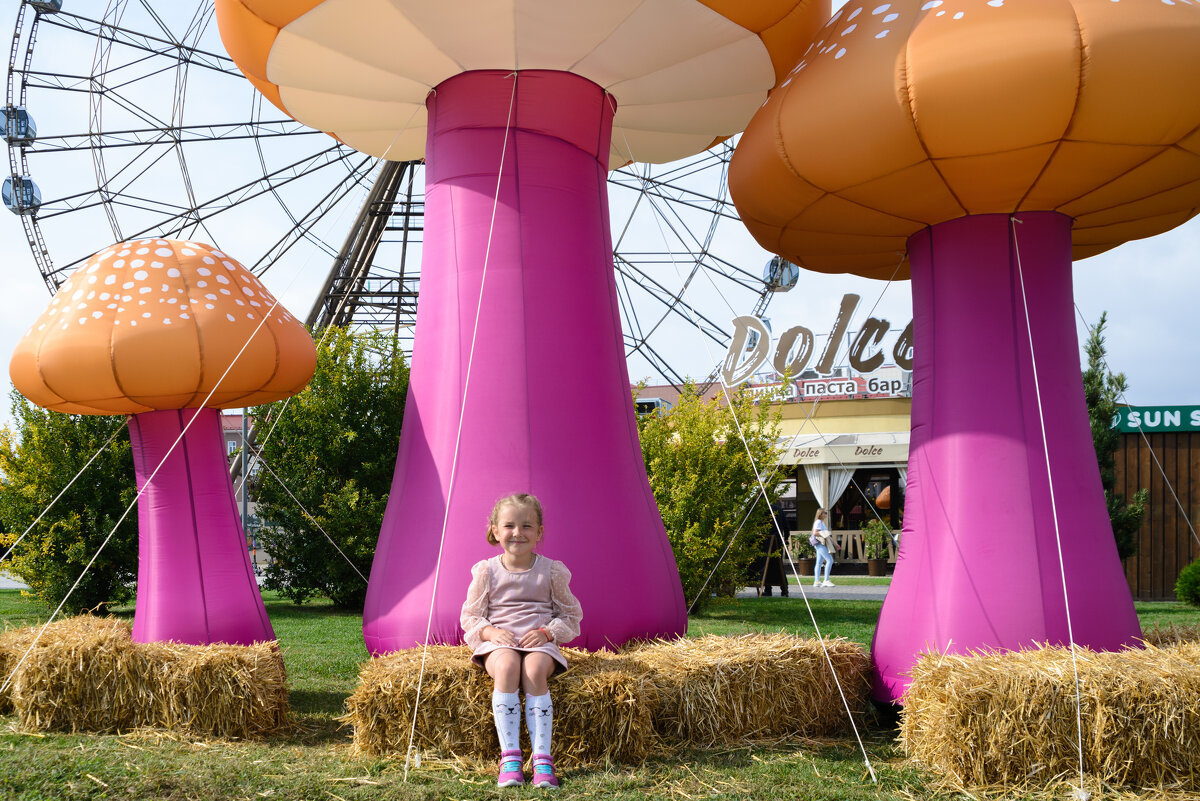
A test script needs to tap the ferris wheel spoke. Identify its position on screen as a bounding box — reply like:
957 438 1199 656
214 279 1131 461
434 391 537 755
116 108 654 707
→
628 338 688 388
33 147 365 280
39 11 237 77
249 156 380 277
21 123 323 153
615 255 729 348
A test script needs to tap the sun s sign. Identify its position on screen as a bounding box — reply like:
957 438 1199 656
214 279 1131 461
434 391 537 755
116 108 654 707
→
721 294 914 387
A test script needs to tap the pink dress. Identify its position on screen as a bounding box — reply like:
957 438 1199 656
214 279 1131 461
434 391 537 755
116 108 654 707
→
460 554 583 673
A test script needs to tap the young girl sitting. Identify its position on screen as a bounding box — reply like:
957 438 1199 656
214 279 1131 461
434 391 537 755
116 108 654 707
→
460 493 583 789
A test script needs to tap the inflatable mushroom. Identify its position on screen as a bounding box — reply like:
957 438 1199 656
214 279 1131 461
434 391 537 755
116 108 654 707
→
730 0 1200 703
10 239 316 646
216 1 831 652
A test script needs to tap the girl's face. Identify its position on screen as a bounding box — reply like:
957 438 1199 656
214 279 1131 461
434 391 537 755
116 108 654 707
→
492 503 543 563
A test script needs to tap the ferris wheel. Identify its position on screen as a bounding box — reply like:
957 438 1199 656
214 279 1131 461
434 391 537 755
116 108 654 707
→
4 0 794 386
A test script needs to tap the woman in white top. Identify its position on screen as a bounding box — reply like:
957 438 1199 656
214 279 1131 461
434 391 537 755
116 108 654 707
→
809 508 835 587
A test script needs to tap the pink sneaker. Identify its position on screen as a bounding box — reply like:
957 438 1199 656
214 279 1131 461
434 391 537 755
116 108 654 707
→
497 749 524 787
531 753 559 789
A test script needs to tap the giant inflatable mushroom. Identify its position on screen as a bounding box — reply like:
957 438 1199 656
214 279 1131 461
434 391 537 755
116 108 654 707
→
10 239 316 645
216 1 830 652
730 0 1200 703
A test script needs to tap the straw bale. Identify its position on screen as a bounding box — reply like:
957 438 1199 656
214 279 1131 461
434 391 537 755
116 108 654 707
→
638 634 872 747
347 635 871 765
901 643 1200 792
345 645 660 766
1139 623 1200 648
7 616 142 732
3 616 287 738
544 648 661 764
149 640 289 738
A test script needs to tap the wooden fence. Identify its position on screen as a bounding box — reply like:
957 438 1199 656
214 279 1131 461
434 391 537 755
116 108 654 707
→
789 530 898 563
1114 431 1200 601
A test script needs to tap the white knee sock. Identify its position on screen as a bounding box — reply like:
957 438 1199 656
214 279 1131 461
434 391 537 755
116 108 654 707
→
525 692 553 755
492 690 522 752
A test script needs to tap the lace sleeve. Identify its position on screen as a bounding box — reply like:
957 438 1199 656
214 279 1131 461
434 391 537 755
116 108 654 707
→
544 560 583 645
459 560 492 649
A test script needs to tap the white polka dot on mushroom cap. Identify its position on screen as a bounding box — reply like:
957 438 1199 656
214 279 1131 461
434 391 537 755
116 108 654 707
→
798 1 1019 68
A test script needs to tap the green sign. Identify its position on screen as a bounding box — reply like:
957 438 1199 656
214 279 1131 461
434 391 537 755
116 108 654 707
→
1111 405 1200 433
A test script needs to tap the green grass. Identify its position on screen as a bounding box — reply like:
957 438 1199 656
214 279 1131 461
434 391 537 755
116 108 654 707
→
0 588 1197 800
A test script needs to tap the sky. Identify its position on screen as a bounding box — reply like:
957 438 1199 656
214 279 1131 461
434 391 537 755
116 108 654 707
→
1 0 1198 432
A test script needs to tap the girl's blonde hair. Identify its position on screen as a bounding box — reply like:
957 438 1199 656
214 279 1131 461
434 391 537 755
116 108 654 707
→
486 493 545 545
814 508 828 523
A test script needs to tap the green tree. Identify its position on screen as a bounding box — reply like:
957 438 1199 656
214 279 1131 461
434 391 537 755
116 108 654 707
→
637 382 784 612
1082 312 1148 561
250 327 408 608
0 390 137 613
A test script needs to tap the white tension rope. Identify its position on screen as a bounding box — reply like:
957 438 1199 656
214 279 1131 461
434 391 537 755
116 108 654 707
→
612 107 879 785
403 72 522 783
683 255 906 613
1011 216 1089 801
1072 303 1200 552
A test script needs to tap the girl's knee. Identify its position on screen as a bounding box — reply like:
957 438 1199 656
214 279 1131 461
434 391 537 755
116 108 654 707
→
486 650 522 690
520 654 555 694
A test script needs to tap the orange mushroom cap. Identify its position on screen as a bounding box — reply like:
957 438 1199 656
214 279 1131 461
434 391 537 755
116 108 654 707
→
214 0 830 166
10 239 317 415
730 0 1200 279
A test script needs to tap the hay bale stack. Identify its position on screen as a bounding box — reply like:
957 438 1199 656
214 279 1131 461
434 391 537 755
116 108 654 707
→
7 616 142 732
1140 623 1200 648
543 649 661 764
345 645 660 765
639 634 872 746
3 616 287 738
902 643 1200 792
347 646 495 760
151 641 289 738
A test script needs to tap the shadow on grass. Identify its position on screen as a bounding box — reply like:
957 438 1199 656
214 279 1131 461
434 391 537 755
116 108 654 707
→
690 597 883 646
290 689 351 717
262 595 364 621
285 709 354 746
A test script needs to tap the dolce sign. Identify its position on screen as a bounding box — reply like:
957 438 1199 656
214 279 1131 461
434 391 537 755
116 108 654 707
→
780 441 909 465
721 294 914 386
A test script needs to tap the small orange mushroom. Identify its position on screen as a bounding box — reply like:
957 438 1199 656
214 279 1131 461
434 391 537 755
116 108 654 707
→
10 239 316 645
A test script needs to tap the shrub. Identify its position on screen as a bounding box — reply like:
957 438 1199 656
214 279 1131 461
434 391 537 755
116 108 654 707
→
637 382 784 611
860 518 892 561
251 327 408 608
1176 559 1200 607
0 391 136 613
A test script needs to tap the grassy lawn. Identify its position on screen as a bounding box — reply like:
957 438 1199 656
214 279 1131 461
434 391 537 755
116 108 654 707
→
0 588 1196 800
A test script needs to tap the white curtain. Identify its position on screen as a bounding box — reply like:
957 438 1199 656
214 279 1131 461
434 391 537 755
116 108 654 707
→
802 464 829 508
897 467 907 491
803 465 857 511
827 468 856 511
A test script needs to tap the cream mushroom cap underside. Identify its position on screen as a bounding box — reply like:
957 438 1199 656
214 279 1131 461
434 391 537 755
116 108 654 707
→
10 239 317 415
215 0 828 166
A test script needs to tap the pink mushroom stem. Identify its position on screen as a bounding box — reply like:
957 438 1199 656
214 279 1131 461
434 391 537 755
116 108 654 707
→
870 212 1142 703
128 407 273 645
363 69 686 654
